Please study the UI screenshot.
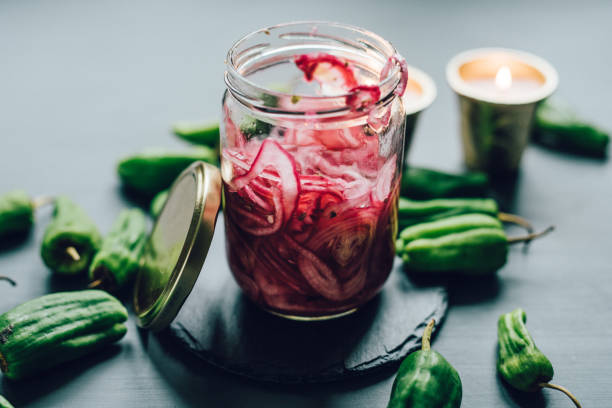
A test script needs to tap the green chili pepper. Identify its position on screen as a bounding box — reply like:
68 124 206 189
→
400 167 489 199
0 190 34 241
0 191 55 248
387 319 462 408
399 197 496 230
397 215 553 275
400 227 509 274
150 189 169 218
88 209 148 293
0 395 14 408
534 99 609 158
117 147 217 196
399 197 498 219
498 308 582 407
398 213 502 245
172 121 220 148
398 197 533 232
41 196 102 275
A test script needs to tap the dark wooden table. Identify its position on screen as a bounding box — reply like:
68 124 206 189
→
1 0 610 406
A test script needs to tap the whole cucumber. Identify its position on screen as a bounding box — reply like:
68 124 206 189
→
117 147 217 196
41 196 102 275
0 190 34 241
89 208 148 293
0 290 128 380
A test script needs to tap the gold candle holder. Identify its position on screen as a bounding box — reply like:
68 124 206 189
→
403 65 437 163
446 48 558 173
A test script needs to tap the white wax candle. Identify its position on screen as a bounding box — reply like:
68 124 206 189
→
402 89 422 107
466 65 543 100
467 78 542 99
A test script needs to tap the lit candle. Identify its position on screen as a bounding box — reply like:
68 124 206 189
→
446 48 558 172
466 65 543 100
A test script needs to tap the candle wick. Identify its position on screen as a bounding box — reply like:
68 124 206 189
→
495 66 512 90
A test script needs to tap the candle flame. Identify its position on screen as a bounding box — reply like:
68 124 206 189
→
495 66 512 90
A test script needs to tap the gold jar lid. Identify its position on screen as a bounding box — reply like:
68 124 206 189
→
133 161 221 332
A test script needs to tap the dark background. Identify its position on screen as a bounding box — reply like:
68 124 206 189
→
1 0 611 406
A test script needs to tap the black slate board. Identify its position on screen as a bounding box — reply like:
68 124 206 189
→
163 218 448 383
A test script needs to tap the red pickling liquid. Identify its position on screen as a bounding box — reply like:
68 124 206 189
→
222 53 405 317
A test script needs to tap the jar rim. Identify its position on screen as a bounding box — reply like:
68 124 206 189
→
225 21 403 115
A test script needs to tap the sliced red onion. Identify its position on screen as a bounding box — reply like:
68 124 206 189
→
233 139 300 222
380 53 409 97
367 106 392 133
284 234 364 301
231 192 283 236
373 154 397 204
346 85 381 112
223 105 245 147
294 52 358 90
222 52 404 316
364 53 408 130
242 184 273 212
255 240 315 296
249 177 275 198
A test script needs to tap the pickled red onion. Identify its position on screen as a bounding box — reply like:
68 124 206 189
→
223 51 403 317
345 85 381 112
294 52 358 90
380 53 408 97
284 234 366 301
233 139 300 222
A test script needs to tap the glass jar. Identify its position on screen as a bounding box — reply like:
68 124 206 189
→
221 22 407 320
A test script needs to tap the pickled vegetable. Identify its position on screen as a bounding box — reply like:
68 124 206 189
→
223 52 407 317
